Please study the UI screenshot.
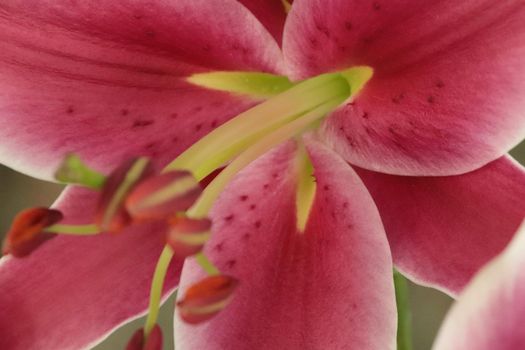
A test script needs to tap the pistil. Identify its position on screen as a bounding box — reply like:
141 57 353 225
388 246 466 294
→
165 71 351 179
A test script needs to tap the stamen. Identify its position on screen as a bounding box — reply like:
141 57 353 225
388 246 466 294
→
166 216 212 259
126 170 201 221
97 157 152 233
176 275 238 324
2 208 62 257
186 71 293 99
126 324 162 350
54 154 106 189
43 224 100 235
294 141 316 233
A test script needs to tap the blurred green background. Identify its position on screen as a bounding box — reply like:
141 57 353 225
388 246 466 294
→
1 141 524 349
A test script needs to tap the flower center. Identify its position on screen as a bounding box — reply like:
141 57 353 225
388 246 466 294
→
3 65 373 343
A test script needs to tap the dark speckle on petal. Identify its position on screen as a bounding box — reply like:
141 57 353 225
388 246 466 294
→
133 119 155 128
435 80 445 88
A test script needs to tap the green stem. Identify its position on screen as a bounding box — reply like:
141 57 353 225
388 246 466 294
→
394 270 413 350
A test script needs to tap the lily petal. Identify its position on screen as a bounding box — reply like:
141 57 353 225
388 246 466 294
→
0 188 182 350
0 0 284 179
284 0 525 175
238 0 288 44
175 141 396 349
355 156 525 296
432 221 525 350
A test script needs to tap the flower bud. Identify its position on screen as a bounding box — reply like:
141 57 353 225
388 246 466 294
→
96 157 152 233
2 208 62 257
126 170 202 221
125 324 162 350
167 216 211 259
177 275 238 324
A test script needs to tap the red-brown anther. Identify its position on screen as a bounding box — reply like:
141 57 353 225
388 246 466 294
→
177 275 238 324
2 207 63 257
166 216 212 259
125 324 163 350
95 157 153 233
125 170 202 221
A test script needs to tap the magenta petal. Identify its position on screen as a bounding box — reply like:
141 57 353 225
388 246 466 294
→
0 188 182 350
433 222 525 350
0 0 284 179
284 0 525 175
355 156 525 296
175 141 396 349
237 0 287 44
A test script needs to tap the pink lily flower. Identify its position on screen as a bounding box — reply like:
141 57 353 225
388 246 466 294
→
0 1 524 349
432 221 525 350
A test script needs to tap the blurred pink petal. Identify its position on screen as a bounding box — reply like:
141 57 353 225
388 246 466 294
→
0 0 283 179
175 141 396 349
356 156 525 295
0 188 182 350
433 221 525 350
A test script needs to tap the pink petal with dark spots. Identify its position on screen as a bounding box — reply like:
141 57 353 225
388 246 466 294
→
175 141 396 349
284 0 525 175
355 156 525 296
0 0 284 179
433 222 525 349
0 188 182 350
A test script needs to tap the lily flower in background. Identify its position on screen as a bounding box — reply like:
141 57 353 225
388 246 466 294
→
433 221 525 350
0 0 524 349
